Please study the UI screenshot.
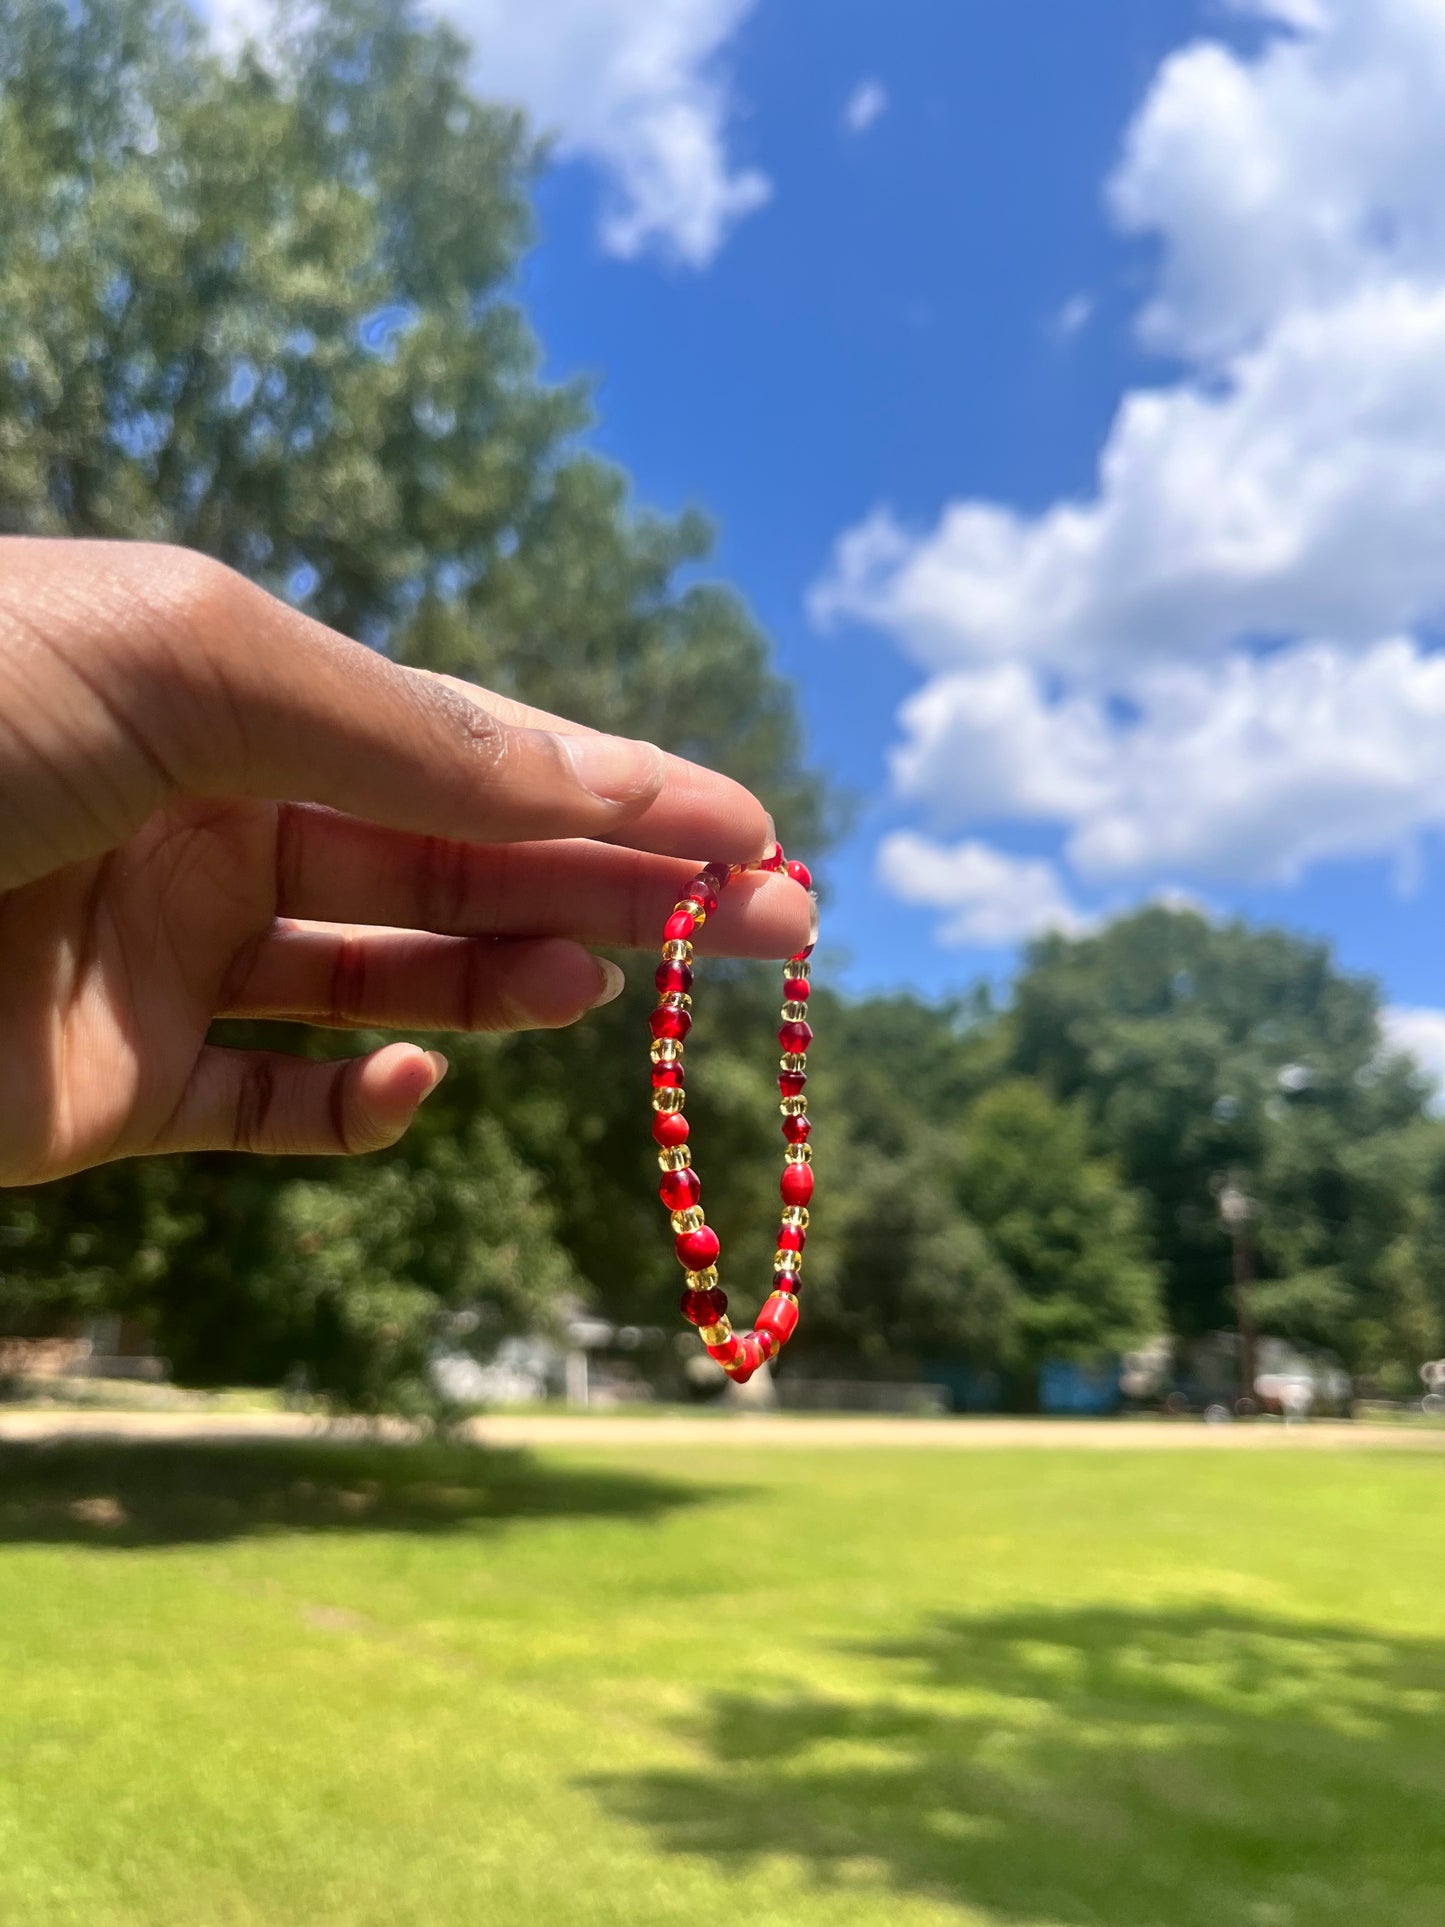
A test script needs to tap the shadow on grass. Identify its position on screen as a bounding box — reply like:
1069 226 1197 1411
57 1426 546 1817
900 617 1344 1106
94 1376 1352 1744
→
596 1603 1445 1927
0 1437 714 1548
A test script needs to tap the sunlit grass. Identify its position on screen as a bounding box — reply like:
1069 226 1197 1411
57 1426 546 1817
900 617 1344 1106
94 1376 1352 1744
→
0 1436 1441 1926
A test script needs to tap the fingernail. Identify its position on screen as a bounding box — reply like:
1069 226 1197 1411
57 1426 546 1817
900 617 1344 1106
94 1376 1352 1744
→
423 1049 449 1092
557 732 666 806
591 958 626 1008
808 892 819 950
758 812 777 860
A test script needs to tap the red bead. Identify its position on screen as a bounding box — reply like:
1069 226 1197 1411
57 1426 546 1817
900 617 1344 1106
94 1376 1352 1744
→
758 842 786 872
649 1004 692 1041
753 1328 779 1363
676 1225 721 1270
783 977 810 1003
782 1114 811 1144
655 960 693 996
789 944 815 963
778 1020 813 1055
706 1330 742 1366
664 911 696 942
756 1291 800 1347
785 859 812 890
681 1284 728 1327
651 1062 684 1089
777 1223 806 1252
701 863 731 893
659 1166 701 1212
781 1163 814 1208
684 878 720 916
653 1111 690 1147
724 1333 765 1381
778 1070 807 1098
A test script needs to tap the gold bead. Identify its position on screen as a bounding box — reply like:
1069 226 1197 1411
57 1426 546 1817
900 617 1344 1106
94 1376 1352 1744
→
784 1143 813 1165
781 1000 809 1023
657 991 692 1012
652 1086 685 1114
780 1052 807 1073
771 1289 800 1310
781 1206 810 1230
674 899 706 927
699 1317 732 1346
787 959 811 981
650 1037 683 1064
658 1146 693 1172
662 938 693 964
670 1205 705 1234
773 1249 802 1274
780 1094 809 1116
685 1267 719 1289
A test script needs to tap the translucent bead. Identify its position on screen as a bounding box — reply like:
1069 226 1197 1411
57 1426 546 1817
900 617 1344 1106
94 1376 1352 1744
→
781 1000 809 1023
772 1248 802 1275
784 1143 814 1164
684 879 720 916
782 1115 811 1145
789 945 815 964
778 1070 807 1099
699 1316 732 1347
779 1052 807 1073
785 859 812 890
685 1267 720 1289
653 1109 689 1145
781 1205 810 1230
652 1086 685 1114
758 842 786 873
663 911 696 943
661 938 694 964
674 899 706 928
778 1020 813 1055
655 960 693 997
658 1145 693 1172
701 863 730 895
783 977 811 1003
705 1328 742 1367
651 1062 684 1089
753 1328 779 1363
781 1162 814 1208
649 1004 692 1042
681 1284 728 1328
780 1094 809 1115
659 1167 702 1213
650 1037 682 1064
776 1221 806 1252
676 1224 721 1270
670 1205 705 1234
786 959 811 982
756 1290 800 1346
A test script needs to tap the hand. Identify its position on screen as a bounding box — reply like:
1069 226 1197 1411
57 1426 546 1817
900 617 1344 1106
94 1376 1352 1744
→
0 539 810 1184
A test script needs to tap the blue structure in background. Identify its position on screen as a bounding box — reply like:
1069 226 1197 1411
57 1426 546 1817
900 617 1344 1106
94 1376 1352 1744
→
1038 1358 1121 1415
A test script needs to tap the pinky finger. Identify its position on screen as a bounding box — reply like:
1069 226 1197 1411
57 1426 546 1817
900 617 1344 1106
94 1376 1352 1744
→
151 1041 449 1158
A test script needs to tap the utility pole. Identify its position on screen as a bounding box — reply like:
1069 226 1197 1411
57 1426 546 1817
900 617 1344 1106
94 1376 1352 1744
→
1217 1176 1257 1414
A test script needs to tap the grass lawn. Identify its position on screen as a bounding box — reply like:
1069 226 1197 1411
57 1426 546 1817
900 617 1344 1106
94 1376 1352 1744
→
0 1433 1441 1926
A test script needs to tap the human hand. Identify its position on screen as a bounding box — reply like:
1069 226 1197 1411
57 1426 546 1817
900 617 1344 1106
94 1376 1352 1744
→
0 539 811 1184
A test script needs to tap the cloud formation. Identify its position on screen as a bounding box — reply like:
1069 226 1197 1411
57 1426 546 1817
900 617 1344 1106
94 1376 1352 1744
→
207 0 769 268
878 833 1091 948
843 78 888 134
813 0 1445 939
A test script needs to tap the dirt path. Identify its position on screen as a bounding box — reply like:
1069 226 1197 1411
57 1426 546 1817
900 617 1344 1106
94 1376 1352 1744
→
1 1408 1442 1451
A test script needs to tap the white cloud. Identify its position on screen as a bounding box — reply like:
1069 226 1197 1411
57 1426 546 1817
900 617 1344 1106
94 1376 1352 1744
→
1381 1005 1445 1102
843 78 888 135
205 0 769 268
891 642 1445 885
813 0 1445 923
878 832 1091 948
1112 0 1445 358
1052 292 1094 340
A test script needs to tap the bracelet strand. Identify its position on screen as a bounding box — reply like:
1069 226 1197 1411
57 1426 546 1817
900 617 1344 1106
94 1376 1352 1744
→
648 841 816 1384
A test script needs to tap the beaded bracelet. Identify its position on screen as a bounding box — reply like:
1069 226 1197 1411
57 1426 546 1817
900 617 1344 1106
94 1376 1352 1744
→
649 841 815 1386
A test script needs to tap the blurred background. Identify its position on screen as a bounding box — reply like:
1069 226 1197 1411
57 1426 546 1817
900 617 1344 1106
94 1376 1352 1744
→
2 3 1445 1924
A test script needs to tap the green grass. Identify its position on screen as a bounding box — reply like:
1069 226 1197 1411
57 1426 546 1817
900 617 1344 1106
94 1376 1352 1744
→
0 1435 1442 1926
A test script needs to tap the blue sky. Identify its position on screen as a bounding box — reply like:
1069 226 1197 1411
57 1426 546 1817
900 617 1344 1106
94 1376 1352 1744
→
212 0 1445 1074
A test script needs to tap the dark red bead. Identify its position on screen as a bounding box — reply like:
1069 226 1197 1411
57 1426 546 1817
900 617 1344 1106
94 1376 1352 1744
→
781 1163 814 1208
785 859 812 890
758 843 786 872
702 863 731 893
684 878 720 916
783 977 810 1003
655 960 693 996
663 911 696 943
676 1224 721 1270
653 1111 690 1147
778 1070 807 1098
659 1166 701 1212
649 1004 692 1041
789 945 815 963
778 1020 813 1055
782 1115 811 1144
777 1222 806 1252
651 1062 684 1089
681 1284 728 1327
